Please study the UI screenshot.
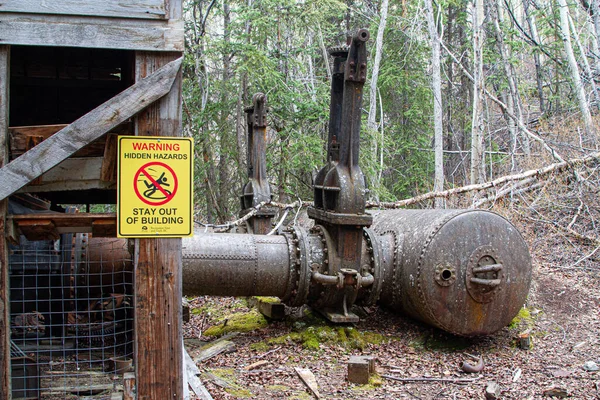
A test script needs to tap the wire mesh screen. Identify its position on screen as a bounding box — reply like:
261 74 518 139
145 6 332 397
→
9 234 134 399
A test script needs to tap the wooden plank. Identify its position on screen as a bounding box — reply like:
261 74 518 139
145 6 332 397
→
1 0 166 20
0 13 184 51
0 56 182 201
134 51 183 400
193 340 236 364
91 219 117 237
101 134 119 182
10 213 117 239
14 219 59 241
9 123 132 160
0 44 10 400
123 372 136 400
16 157 115 193
184 346 213 400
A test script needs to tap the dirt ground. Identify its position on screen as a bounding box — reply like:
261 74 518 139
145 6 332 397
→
183 217 600 400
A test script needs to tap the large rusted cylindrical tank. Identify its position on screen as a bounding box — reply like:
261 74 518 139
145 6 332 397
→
371 209 531 336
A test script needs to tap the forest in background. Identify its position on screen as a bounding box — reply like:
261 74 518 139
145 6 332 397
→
181 0 599 239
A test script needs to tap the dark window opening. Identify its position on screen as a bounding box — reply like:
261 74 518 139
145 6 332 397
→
9 46 134 127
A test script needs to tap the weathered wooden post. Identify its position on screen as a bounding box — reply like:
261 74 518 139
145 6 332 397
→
1 43 11 399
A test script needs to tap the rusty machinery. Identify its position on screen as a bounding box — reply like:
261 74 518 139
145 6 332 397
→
240 93 276 234
180 29 532 336
44 29 530 337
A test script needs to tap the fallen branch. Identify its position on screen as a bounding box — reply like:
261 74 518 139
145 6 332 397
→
367 152 600 209
473 179 543 208
382 375 481 384
250 345 282 360
195 200 311 232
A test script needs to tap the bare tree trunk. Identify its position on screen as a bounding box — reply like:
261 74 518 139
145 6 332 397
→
235 0 252 186
557 0 596 141
494 0 530 164
367 0 389 199
367 0 389 132
470 0 486 184
425 0 445 207
524 0 546 113
568 10 600 109
591 0 600 75
218 0 232 221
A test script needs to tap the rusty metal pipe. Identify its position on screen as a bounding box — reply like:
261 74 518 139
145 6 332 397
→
181 233 292 298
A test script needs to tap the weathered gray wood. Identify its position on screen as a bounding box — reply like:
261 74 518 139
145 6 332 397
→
0 13 184 51
17 157 114 193
193 340 236 364
0 0 166 20
0 56 182 201
295 367 322 399
123 372 136 400
0 45 10 400
184 346 213 400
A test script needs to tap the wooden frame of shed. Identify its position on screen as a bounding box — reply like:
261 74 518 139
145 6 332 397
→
0 1 185 398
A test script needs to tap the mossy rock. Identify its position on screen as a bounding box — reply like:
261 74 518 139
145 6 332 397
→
204 309 268 336
252 296 281 304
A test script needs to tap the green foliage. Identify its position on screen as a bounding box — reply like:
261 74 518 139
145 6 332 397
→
183 0 594 217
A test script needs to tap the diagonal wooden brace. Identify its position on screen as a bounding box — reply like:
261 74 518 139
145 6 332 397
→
0 56 183 201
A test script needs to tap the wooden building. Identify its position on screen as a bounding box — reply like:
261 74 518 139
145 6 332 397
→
0 1 185 398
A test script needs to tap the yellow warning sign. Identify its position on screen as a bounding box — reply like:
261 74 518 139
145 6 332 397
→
117 136 193 238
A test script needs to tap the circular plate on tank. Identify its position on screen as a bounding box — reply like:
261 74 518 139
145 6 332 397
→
416 211 531 336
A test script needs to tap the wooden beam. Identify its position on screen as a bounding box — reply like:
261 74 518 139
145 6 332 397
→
17 157 115 193
0 13 184 51
134 51 183 400
0 44 10 400
0 56 182 201
9 123 132 160
10 213 117 240
0 0 166 20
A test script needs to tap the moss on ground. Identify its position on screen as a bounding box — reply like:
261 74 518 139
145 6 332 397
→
266 385 290 391
351 373 383 391
204 368 253 398
265 325 386 351
249 341 269 352
289 393 312 400
203 309 268 336
509 307 535 329
225 388 253 398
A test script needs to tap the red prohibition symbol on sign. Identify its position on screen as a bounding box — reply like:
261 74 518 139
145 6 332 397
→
134 162 179 206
